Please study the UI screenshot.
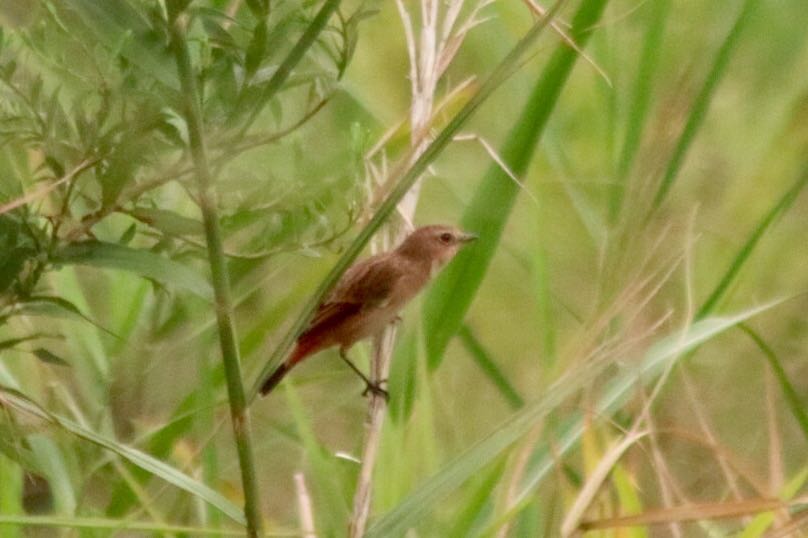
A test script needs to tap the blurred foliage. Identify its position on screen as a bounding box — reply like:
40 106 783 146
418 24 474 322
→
1 0 808 536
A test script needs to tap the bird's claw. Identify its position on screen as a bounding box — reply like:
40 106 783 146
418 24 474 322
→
362 380 389 401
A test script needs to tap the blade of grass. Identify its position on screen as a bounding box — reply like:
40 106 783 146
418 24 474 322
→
365 301 783 537
283 382 350 533
0 515 297 536
739 324 808 444
248 0 567 401
0 454 23 538
612 463 649 538
168 8 262 535
609 0 670 221
0 386 246 525
422 0 611 370
649 0 760 211
696 161 808 318
458 325 523 409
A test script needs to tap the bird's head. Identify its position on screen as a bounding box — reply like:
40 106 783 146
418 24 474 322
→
396 225 477 269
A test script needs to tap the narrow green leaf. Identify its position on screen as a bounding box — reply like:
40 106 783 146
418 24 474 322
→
0 387 247 526
0 515 282 536
612 464 648 538
697 161 808 318
53 241 213 300
609 0 670 221
0 335 45 351
448 459 506 538
63 0 176 88
0 454 24 535
422 0 611 369
650 0 759 210
244 20 268 79
130 207 204 236
238 0 343 130
24 295 118 337
740 324 808 444
283 382 349 532
458 325 523 409
365 301 782 537
388 330 419 424
30 349 69 367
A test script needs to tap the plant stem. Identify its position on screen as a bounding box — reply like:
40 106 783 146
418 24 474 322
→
168 10 263 537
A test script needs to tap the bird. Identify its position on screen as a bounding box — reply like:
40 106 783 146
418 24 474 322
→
259 224 477 398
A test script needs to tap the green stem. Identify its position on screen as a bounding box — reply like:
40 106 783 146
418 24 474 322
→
167 9 263 537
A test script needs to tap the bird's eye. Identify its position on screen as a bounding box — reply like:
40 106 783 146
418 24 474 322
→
439 232 453 244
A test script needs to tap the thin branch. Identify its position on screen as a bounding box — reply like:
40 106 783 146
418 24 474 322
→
0 158 98 215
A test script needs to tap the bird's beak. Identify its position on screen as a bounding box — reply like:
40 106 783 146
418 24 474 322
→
458 232 478 243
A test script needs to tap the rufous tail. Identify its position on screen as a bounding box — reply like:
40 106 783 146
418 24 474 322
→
259 339 318 396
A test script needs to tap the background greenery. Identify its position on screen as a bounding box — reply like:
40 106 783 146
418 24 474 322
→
0 0 807 536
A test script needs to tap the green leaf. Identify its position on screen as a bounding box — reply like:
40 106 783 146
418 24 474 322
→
609 0 670 221
30 349 69 367
52 241 212 300
244 20 268 79
650 0 760 210
365 301 783 537
237 0 343 129
130 207 204 237
422 0 611 370
458 325 523 409
0 515 251 536
23 295 118 337
697 161 808 318
740 325 808 444
0 386 246 526
0 335 45 351
64 0 177 88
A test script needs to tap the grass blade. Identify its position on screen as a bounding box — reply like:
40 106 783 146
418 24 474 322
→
609 0 671 221
740 324 808 444
0 387 246 526
458 325 523 409
422 0 611 370
0 515 295 536
365 301 783 537
697 161 808 318
649 0 760 211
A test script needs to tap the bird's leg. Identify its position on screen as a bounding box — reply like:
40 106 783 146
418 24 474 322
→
390 315 402 325
339 349 389 401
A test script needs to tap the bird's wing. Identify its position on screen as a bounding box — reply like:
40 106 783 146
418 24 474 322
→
303 255 400 336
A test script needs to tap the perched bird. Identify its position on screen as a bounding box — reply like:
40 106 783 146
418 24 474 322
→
260 224 477 398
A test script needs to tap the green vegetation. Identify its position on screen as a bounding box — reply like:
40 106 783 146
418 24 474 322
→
1 0 807 536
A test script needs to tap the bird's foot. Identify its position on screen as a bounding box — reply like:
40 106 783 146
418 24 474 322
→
362 379 389 401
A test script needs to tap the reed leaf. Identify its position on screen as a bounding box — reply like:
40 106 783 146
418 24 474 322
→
422 0 611 370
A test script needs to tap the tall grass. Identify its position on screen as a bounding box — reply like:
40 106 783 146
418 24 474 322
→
1 0 807 536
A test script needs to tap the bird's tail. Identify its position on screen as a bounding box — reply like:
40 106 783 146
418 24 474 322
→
259 339 318 397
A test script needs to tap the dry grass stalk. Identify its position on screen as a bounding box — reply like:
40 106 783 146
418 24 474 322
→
348 1 492 535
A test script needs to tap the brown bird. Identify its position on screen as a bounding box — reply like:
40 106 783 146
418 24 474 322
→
259 225 477 398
